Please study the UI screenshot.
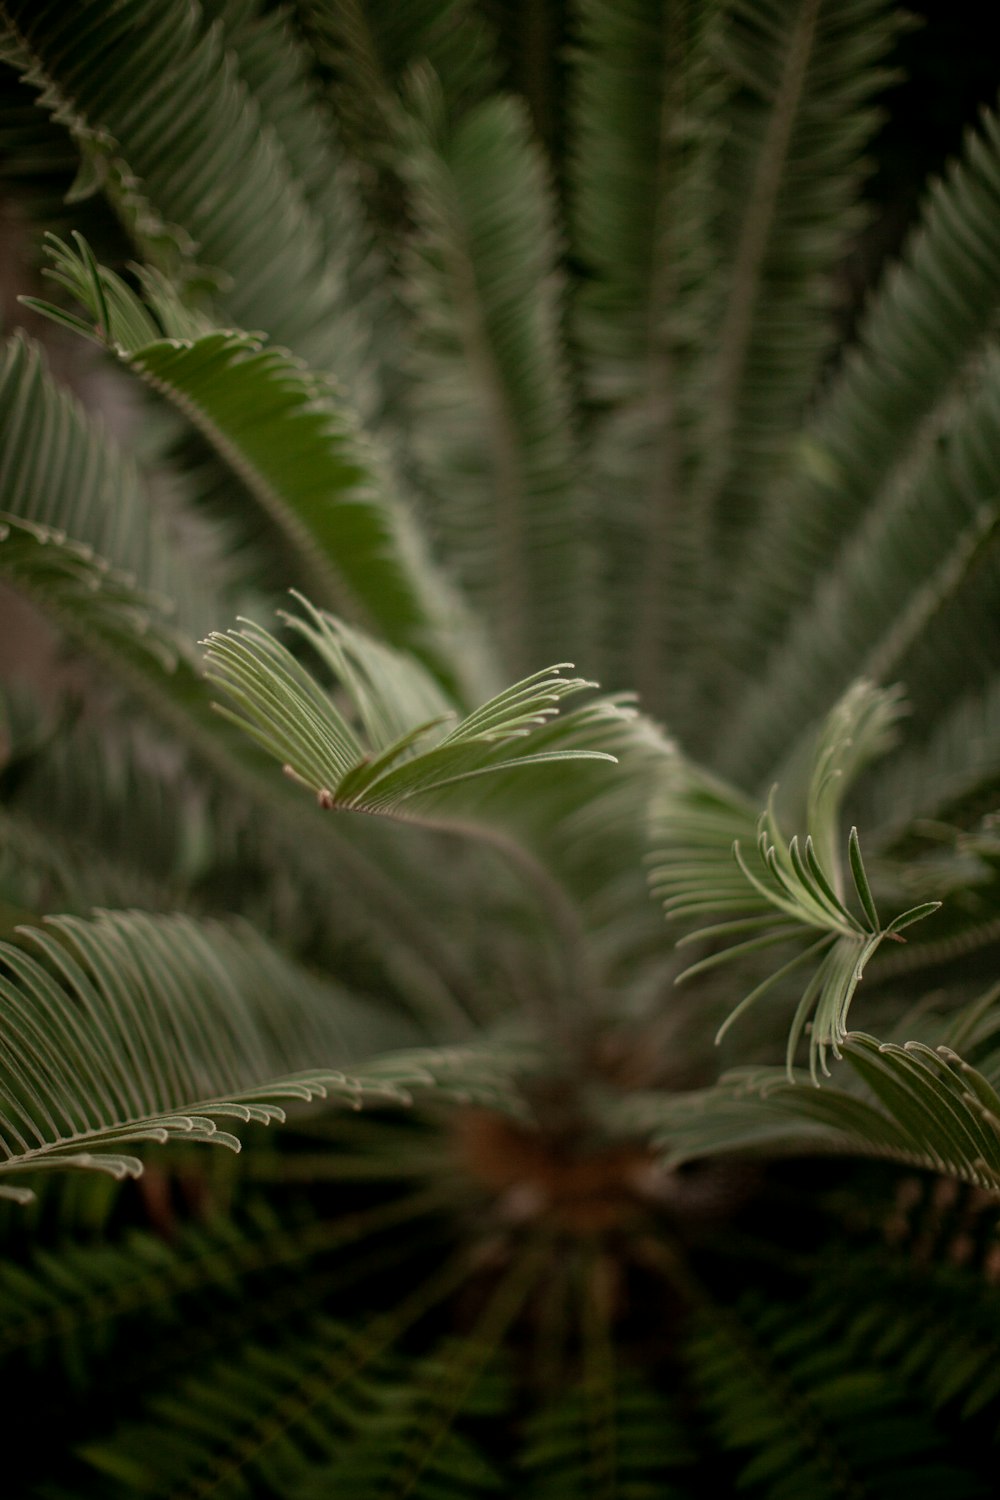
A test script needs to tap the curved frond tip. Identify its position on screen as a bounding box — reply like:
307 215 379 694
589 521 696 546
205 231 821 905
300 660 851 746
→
203 594 618 819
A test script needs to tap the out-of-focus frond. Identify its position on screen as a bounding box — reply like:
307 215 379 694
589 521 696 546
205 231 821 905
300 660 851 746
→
197 0 401 424
296 1343 510 1499
718 93 1000 749
0 0 391 400
301 0 498 228
0 332 227 640
715 354 1000 789
79 1250 542 1498
397 73 585 672
568 0 723 701
685 1291 989 1499
26 234 490 699
675 0 902 738
520 1372 693 1499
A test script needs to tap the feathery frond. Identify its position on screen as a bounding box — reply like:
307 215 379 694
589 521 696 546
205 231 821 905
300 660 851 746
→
203 594 615 819
398 72 585 671
0 0 387 391
641 1027 1000 1193
520 1373 693 1499
0 909 416 1198
26 234 486 695
685 1290 989 1499
717 91 1000 746
569 0 724 702
652 681 939 1074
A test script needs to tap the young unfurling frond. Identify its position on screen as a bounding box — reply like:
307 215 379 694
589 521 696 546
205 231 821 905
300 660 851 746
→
203 594 616 820
652 682 939 1076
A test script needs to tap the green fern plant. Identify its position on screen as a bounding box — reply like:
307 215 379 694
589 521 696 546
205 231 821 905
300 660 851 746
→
2 1 1000 1494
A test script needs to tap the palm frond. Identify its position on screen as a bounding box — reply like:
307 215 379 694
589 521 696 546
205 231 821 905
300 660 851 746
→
719 92 1000 733
685 1290 989 1499
0 512 181 673
866 673 1000 853
297 1341 510 1499
77 1249 533 1499
397 72 585 672
675 0 902 733
811 1251 1000 1425
520 1373 693 1499
203 594 616 820
78 1314 394 1497
651 680 939 1075
0 0 388 396
715 351 1000 788
0 330 286 826
301 0 499 227
0 908 420 1199
0 1190 449 1384
0 331 227 639
26 234 486 696
4 6 1000 1495
196 0 400 424
637 968 1000 1191
0 311 530 1029
568 0 724 700
640 1031 1000 1193
0 701 210 921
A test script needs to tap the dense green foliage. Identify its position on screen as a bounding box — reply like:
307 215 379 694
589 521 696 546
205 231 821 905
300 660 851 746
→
2 1 1000 1493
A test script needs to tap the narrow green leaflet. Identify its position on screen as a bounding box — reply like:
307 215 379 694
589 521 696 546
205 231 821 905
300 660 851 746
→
203 593 617 820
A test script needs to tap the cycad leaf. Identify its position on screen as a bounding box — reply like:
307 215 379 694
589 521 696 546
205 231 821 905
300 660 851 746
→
0 514 180 677
651 681 939 1074
722 93 1000 702
641 1029 1000 1195
195 0 402 424
302 0 498 228
686 1292 988 1500
79 1255 536 1498
298 1342 510 1499
0 331 226 642
716 353 1000 787
868 675 1000 850
811 1252 1000 1425
568 0 725 703
397 74 585 672
27 234 484 696
203 594 616 819
0 333 270 802
0 0 390 397
0 909 417 1198
693 0 901 531
520 1373 693 1499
